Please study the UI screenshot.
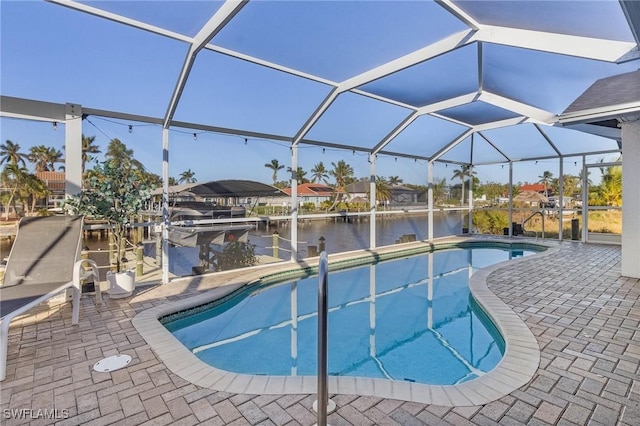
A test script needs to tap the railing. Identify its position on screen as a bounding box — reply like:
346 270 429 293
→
522 211 545 240
316 251 331 425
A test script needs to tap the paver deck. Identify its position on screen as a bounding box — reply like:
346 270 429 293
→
1 240 639 425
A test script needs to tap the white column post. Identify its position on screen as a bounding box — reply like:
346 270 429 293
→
468 166 474 233
508 162 513 236
369 154 377 249
428 161 434 240
621 120 640 278
162 128 170 284
558 157 564 241
290 282 298 375
65 103 83 197
290 145 298 261
581 155 588 243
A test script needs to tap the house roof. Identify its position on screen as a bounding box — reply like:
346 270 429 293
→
282 183 333 196
151 180 285 198
560 68 640 127
519 183 548 193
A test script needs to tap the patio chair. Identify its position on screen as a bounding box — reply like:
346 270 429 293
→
0 215 102 380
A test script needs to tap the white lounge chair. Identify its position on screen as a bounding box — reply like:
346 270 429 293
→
0 215 102 381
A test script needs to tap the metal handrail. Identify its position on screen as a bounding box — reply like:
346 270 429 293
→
522 211 545 240
317 251 329 426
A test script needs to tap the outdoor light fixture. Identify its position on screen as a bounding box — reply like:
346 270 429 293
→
244 138 248 145
128 125 133 134
193 133 197 141
52 121 57 131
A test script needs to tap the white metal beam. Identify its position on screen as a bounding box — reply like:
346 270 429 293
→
163 1 247 128
371 112 420 155
338 29 476 92
291 89 340 146
478 92 557 124
0 96 66 122
473 25 637 63
417 92 479 115
472 116 528 132
435 0 481 30
46 0 191 43
430 129 474 162
476 132 511 162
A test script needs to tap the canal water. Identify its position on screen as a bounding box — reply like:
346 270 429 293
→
1 211 465 278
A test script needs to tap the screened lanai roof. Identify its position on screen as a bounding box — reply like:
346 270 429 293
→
2 0 640 165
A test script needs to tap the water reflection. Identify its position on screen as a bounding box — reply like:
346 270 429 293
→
167 247 529 385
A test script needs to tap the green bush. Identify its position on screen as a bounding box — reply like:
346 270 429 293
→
213 241 257 271
473 210 509 235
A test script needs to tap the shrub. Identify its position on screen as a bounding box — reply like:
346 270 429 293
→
213 241 257 271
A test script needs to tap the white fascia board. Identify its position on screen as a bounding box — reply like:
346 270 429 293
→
558 101 640 124
417 92 479 115
338 28 476 92
559 123 622 140
0 96 66 122
479 92 558 124
436 0 481 30
46 0 191 43
473 25 637 62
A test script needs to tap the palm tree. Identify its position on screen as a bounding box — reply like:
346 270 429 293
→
0 140 28 167
105 138 143 170
1 163 28 219
45 147 64 171
19 173 49 215
577 168 592 189
388 175 403 186
28 145 51 172
310 162 329 184
598 164 622 206
286 166 309 184
178 169 197 184
537 170 554 196
328 160 355 210
369 176 391 204
451 165 475 205
264 159 284 185
82 135 101 173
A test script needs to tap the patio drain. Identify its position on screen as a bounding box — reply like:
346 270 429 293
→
93 354 132 373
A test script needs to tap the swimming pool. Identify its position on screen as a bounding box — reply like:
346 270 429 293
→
162 243 541 387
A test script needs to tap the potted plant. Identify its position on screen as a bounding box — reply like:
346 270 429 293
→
65 159 153 298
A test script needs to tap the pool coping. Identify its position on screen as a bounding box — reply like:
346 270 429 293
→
132 237 558 406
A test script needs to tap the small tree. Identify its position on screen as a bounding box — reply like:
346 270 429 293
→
64 160 153 272
213 241 257 272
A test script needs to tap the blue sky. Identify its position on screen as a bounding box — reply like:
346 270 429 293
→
1 0 635 187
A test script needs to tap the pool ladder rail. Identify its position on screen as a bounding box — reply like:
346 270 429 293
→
522 211 545 240
315 251 336 425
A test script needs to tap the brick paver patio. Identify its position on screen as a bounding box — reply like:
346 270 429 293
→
1 241 639 425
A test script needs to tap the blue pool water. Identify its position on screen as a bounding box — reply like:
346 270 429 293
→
163 244 540 386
